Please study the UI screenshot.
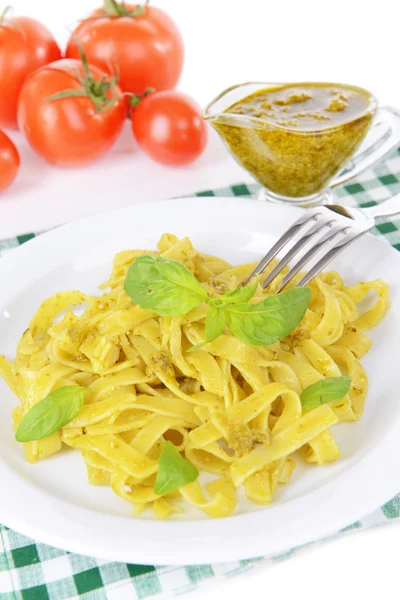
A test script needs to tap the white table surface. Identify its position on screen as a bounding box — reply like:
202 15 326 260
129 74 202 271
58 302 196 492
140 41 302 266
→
2 0 400 598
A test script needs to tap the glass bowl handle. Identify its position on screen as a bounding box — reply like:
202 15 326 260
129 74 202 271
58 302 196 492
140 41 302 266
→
330 106 400 189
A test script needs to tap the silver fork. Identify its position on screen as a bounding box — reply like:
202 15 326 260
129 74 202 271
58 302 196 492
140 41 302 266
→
245 194 400 292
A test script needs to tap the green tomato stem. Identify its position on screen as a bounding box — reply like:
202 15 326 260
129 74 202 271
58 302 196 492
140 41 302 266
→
46 41 120 114
129 87 155 109
46 88 88 102
103 0 123 16
0 5 11 22
103 0 150 18
129 94 142 108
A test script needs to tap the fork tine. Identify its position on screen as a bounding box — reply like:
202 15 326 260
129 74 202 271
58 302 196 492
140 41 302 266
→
261 220 335 289
243 212 323 285
297 230 366 287
275 225 350 293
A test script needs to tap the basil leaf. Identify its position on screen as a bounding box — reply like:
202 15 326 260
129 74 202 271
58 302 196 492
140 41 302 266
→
15 386 86 442
205 305 227 342
124 255 207 316
301 376 352 410
154 441 199 495
188 305 227 352
214 279 258 306
224 287 312 346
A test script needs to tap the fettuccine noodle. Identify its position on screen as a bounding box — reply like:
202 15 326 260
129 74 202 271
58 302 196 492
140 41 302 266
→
0 234 389 519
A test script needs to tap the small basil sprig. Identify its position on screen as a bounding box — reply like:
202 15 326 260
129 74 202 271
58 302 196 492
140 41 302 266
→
300 376 352 410
188 279 260 351
124 255 311 348
15 386 87 443
154 441 199 495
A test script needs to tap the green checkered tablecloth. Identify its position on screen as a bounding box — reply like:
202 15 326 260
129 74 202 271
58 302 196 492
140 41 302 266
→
2 148 400 600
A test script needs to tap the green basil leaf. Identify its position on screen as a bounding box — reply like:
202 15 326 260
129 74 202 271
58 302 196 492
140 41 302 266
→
188 305 227 352
154 441 199 495
213 279 258 306
205 305 227 342
224 287 312 346
15 386 87 443
301 376 352 410
124 255 207 316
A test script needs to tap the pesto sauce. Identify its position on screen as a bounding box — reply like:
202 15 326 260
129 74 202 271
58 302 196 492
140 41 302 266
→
212 83 375 198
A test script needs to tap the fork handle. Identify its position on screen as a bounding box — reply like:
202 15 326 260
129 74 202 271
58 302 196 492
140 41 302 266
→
361 192 400 219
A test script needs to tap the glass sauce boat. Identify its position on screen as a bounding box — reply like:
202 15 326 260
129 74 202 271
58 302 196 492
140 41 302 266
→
204 82 400 206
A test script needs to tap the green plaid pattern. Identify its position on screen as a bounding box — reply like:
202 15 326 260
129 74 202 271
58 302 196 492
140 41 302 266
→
2 147 400 599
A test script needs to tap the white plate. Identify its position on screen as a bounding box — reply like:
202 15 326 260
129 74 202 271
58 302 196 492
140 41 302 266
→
1 196 400 566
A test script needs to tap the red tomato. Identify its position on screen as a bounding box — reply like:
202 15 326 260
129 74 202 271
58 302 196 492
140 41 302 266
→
66 3 184 95
17 59 126 167
132 91 208 166
0 129 20 191
0 15 61 129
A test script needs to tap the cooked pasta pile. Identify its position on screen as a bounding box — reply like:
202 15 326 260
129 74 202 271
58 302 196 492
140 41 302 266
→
0 234 389 519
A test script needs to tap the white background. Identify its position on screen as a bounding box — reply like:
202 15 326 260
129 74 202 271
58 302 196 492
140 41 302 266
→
2 0 400 598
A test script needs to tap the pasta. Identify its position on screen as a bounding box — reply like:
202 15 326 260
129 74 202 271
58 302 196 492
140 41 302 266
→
0 234 389 519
